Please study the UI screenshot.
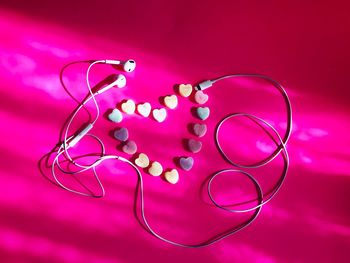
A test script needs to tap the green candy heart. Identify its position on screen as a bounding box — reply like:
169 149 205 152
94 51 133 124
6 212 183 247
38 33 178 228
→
196 107 210 120
108 109 123 123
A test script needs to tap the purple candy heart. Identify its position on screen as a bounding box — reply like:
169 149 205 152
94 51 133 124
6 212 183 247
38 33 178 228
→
193 123 207 137
179 157 194 171
187 139 202 153
113 127 129 142
122 140 137 155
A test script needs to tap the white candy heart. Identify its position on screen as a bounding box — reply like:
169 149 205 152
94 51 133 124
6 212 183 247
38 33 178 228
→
137 102 151 117
148 161 163 176
135 153 150 168
152 108 167 122
164 95 178 109
164 169 179 184
121 99 136 114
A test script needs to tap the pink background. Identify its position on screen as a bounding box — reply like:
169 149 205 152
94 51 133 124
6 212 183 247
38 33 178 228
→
0 1 350 262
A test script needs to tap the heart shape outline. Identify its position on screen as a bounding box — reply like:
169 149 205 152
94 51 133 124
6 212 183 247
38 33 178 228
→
108 84 209 183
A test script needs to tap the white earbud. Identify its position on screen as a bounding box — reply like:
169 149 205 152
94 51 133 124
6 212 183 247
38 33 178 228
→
123 59 136 72
104 59 136 72
114 74 127 87
96 74 126 95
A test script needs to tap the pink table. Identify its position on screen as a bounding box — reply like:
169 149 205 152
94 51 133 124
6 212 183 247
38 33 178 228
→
0 1 349 262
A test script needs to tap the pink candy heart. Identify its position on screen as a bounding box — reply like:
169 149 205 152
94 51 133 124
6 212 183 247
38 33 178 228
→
122 140 137 155
194 91 209 104
193 123 207 137
187 139 202 153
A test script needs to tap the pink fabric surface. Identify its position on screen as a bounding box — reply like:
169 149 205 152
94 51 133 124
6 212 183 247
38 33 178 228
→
0 1 349 262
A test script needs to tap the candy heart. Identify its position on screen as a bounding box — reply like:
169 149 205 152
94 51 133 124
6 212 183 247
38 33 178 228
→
121 99 136 114
196 107 210 120
113 127 128 141
187 139 202 153
137 102 151 117
108 109 123 123
193 123 207 137
148 161 163 176
164 95 178 109
164 169 179 184
135 153 150 168
152 108 167 122
194 90 209 104
122 140 137 155
178 84 192 97
179 157 194 171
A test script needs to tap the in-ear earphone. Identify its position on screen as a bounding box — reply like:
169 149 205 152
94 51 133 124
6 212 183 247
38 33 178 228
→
96 74 127 95
104 59 136 72
49 59 292 248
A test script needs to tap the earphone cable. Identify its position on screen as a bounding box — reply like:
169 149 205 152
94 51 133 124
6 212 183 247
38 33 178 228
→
211 73 292 169
211 113 289 212
49 61 292 247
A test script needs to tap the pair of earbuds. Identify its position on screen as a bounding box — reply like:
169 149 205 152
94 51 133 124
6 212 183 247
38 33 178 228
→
96 59 136 94
97 59 211 94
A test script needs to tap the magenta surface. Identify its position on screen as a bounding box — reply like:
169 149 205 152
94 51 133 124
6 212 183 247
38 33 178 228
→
0 1 349 263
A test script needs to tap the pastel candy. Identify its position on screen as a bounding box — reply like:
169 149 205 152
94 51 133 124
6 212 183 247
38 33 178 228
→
179 157 194 171
178 84 192 97
148 161 163 176
164 95 178 109
193 123 207 137
122 140 137 155
196 107 210 120
194 90 209 104
164 169 179 184
113 127 129 141
137 102 151 117
121 99 136 114
152 108 167 122
108 109 123 123
187 139 202 153
135 153 150 168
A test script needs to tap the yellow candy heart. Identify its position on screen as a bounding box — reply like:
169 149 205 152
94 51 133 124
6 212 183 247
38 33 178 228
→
121 99 136 114
135 153 150 168
178 84 193 97
164 95 178 109
148 161 163 176
164 169 179 184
